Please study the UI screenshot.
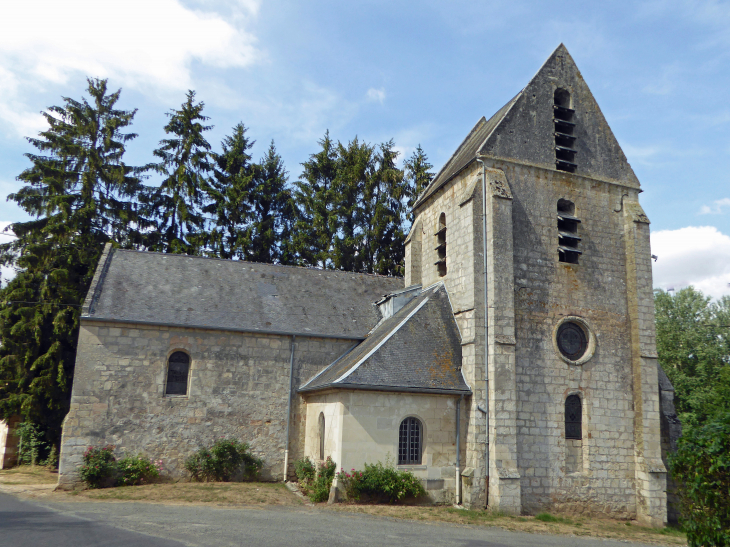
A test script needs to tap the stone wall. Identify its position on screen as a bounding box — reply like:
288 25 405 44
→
58 320 354 488
303 390 466 503
0 416 20 469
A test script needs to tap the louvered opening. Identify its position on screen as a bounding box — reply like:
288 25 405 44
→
554 89 576 173
434 213 447 277
558 199 580 264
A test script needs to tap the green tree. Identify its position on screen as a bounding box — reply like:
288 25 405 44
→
670 411 730 547
655 288 730 429
403 145 434 222
205 123 256 259
247 141 296 264
292 131 339 268
0 78 145 443
148 90 212 255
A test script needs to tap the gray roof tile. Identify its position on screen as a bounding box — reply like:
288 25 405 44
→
300 283 470 394
85 249 403 339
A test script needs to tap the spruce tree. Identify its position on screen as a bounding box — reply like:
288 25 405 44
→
148 90 212 255
403 145 434 223
292 131 339 268
247 141 295 264
205 123 256 259
0 79 145 443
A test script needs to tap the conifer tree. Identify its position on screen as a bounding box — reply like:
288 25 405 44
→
247 141 295 264
148 90 212 254
292 131 339 268
205 123 256 259
0 79 145 443
403 145 434 223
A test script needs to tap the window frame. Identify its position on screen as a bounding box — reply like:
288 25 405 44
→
398 416 423 465
164 350 191 397
565 394 582 440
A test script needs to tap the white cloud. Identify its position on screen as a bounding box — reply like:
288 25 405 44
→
651 226 730 299
699 198 730 215
0 0 261 136
366 88 386 104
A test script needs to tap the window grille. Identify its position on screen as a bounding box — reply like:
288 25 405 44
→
398 417 422 465
318 412 325 460
165 351 190 395
557 199 581 264
554 88 577 173
565 395 582 440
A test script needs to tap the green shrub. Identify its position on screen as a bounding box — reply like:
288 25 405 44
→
670 411 730 547
309 456 336 503
16 422 49 466
336 460 426 503
116 455 160 486
185 439 263 482
79 445 117 489
294 457 316 485
44 445 59 469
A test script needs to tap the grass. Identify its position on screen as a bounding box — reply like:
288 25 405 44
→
73 482 303 506
0 465 58 485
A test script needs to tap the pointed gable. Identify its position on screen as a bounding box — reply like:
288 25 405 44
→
479 44 639 187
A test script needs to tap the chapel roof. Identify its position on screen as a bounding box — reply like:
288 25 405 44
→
82 245 403 339
299 283 470 395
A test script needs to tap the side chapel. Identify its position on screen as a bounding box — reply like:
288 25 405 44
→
58 45 680 525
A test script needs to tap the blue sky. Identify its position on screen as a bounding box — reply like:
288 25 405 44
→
1 0 729 296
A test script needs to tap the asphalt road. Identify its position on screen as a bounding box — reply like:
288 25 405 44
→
0 492 665 547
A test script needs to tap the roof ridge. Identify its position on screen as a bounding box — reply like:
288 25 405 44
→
112 248 402 281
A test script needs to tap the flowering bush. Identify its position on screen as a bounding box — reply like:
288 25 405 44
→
116 455 160 486
79 445 117 489
185 439 263 482
294 456 336 502
336 461 426 503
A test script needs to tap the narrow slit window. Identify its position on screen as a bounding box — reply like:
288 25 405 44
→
434 213 447 277
557 199 581 264
165 351 190 395
318 412 325 460
398 417 422 465
565 395 582 440
554 89 577 173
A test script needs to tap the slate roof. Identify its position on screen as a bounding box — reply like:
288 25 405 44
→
413 92 521 210
83 247 403 339
300 283 470 395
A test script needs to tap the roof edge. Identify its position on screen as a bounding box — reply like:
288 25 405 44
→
80 316 367 341
83 242 114 317
298 383 472 396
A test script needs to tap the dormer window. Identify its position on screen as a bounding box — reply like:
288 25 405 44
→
554 89 577 173
557 199 581 264
434 213 447 277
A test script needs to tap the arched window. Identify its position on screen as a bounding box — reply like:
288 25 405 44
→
398 417 422 465
318 412 325 460
565 395 582 440
165 351 190 395
435 213 446 277
553 88 577 173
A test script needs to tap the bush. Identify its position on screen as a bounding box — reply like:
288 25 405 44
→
185 439 263 482
294 456 336 503
670 411 730 547
336 460 426 503
79 445 117 489
116 455 160 486
16 422 49 466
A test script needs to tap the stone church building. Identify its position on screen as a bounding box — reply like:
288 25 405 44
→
58 45 679 526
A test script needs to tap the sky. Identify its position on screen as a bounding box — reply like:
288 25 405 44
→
0 0 729 298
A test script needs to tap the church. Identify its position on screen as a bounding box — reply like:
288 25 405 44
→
57 45 680 526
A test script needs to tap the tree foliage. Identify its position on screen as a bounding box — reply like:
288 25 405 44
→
670 411 730 546
0 79 145 442
655 288 730 429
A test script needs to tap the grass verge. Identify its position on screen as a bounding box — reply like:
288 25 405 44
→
0 465 58 485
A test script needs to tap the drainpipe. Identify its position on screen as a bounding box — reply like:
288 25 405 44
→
283 335 296 481
476 157 490 505
456 394 463 505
